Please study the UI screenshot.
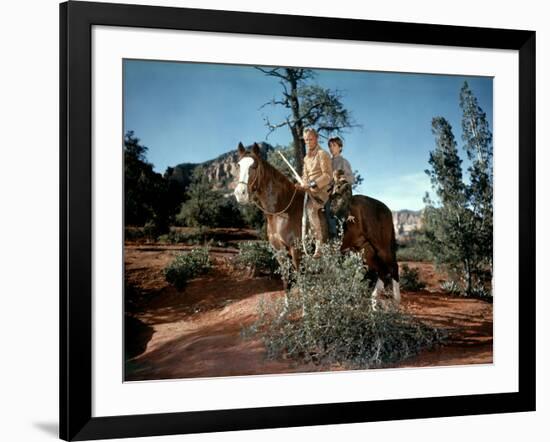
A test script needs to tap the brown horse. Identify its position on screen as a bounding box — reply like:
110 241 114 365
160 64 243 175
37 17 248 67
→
234 142 400 302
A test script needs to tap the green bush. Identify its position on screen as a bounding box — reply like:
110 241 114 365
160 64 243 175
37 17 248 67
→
125 226 145 241
239 204 266 231
396 231 432 262
164 247 211 289
440 279 461 295
439 279 492 299
142 219 165 240
234 241 278 276
400 264 426 291
245 236 443 367
470 284 492 299
158 230 204 245
175 167 245 228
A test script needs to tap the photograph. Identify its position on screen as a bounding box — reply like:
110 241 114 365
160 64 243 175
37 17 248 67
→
0 0 543 440
123 59 494 382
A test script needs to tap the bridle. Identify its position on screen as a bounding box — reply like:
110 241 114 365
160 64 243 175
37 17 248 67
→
239 156 298 216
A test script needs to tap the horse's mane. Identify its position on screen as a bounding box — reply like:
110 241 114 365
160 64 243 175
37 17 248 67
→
253 154 294 191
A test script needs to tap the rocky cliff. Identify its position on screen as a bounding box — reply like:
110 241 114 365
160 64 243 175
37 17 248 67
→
164 142 274 193
392 209 423 238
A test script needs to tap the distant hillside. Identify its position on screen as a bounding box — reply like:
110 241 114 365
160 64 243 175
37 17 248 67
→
164 142 274 193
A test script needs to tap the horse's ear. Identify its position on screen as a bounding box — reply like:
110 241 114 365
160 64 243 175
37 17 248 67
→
237 142 246 157
252 143 261 156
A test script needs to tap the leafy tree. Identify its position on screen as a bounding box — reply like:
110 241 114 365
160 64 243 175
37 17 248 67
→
124 131 169 231
267 144 297 180
176 167 244 228
352 170 364 191
257 67 356 175
216 197 245 228
424 100 492 296
163 166 188 219
460 81 493 270
177 167 224 227
423 118 480 295
239 204 265 231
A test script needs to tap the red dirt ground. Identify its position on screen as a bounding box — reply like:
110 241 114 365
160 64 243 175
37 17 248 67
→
124 244 492 381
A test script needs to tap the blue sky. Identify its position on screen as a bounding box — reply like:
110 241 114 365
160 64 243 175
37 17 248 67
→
123 60 492 211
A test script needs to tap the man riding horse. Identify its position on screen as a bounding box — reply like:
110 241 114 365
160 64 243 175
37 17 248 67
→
234 141 400 304
294 128 333 258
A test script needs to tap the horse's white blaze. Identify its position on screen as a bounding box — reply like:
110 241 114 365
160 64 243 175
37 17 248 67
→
392 278 401 303
234 156 255 204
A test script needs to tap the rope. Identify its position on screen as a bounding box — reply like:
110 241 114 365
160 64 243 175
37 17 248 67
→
252 187 298 216
302 192 310 256
240 159 309 255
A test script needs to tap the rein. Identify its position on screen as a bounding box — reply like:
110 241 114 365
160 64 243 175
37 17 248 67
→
238 156 310 256
253 187 298 216
238 161 298 216
239 179 298 216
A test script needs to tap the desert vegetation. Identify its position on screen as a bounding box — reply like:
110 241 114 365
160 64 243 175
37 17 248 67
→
124 80 493 380
245 237 442 367
164 247 211 289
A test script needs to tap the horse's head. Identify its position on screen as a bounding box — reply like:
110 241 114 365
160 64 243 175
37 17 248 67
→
234 142 262 204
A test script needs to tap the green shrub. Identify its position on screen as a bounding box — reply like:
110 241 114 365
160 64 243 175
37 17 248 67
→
164 247 211 289
439 279 492 299
440 279 461 295
396 244 431 262
245 236 443 368
142 219 168 240
125 226 145 241
175 167 245 228
234 241 278 276
396 232 432 262
239 203 266 231
400 264 426 291
470 284 492 299
158 230 204 245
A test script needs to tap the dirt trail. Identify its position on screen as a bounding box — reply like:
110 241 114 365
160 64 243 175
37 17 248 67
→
125 250 492 381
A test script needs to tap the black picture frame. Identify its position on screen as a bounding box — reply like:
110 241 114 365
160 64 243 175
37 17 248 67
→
60 1 536 440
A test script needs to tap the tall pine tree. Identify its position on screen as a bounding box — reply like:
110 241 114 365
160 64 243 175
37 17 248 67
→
460 81 493 272
423 83 493 296
424 118 478 295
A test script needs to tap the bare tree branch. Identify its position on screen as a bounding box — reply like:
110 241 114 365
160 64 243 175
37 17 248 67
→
254 66 288 80
259 98 289 111
263 115 289 138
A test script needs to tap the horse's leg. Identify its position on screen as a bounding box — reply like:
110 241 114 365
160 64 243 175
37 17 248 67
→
371 278 385 311
377 251 401 304
274 251 290 290
273 248 290 316
391 260 401 304
357 241 384 310
378 271 400 306
290 245 301 271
